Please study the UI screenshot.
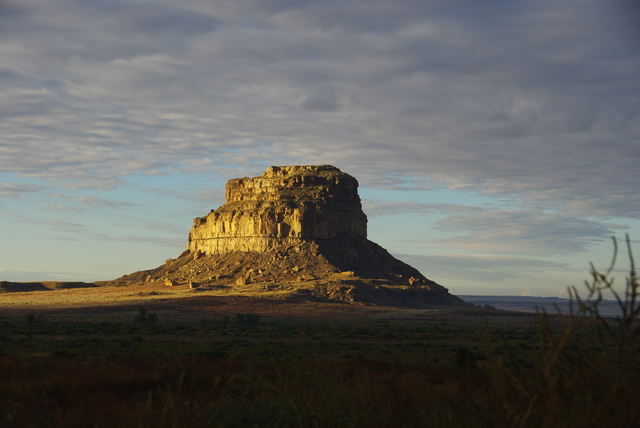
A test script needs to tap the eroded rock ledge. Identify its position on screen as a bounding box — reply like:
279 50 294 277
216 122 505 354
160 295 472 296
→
188 165 367 254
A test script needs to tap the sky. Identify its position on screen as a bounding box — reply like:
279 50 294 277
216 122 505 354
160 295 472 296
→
1 0 639 297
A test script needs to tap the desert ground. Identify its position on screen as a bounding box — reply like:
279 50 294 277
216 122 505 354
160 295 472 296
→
0 281 636 427
0 280 521 322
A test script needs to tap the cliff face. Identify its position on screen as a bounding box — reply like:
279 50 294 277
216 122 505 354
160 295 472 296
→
103 165 467 308
188 165 368 255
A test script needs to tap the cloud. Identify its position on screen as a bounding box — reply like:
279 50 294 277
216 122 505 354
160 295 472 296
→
18 215 88 235
70 195 138 210
428 209 624 255
0 0 637 224
0 182 42 197
116 235 184 248
362 200 484 217
177 188 226 206
300 84 339 112
3 211 182 248
397 253 569 283
363 201 624 258
45 194 139 211
112 219 186 235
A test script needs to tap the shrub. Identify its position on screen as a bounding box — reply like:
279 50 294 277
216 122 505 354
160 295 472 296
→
479 235 640 427
134 306 158 323
235 313 261 325
454 346 479 369
25 313 43 324
134 306 146 322
245 313 261 325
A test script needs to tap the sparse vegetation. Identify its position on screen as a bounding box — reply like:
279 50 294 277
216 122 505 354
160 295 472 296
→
133 306 158 323
25 313 43 324
0 237 637 426
478 235 640 426
235 313 261 325
454 345 481 369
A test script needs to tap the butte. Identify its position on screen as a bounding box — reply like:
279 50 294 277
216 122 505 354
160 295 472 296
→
103 165 466 308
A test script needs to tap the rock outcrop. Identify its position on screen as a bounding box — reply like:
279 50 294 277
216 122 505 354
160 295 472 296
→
188 165 367 254
102 165 466 308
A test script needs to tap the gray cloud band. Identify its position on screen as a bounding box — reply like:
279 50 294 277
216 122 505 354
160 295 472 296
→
1 0 638 220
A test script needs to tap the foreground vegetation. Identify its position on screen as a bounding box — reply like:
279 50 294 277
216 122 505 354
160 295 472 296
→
1 237 638 427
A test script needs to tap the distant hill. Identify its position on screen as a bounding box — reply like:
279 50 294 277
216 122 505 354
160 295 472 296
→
460 295 622 317
0 281 97 293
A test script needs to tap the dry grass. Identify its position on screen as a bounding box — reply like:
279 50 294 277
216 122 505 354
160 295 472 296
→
0 280 477 322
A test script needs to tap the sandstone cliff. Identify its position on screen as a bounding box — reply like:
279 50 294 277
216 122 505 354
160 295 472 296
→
102 165 466 308
188 165 367 254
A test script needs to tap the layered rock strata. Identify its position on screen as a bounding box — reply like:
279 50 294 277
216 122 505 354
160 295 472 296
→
103 165 466 308
188 165 367 254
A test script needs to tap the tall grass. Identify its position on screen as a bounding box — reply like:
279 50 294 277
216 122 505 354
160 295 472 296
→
478 235 640 427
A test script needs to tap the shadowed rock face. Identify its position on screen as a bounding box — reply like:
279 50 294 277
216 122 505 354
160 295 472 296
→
0 281 97 292
188 165 367 254
102 165 467 308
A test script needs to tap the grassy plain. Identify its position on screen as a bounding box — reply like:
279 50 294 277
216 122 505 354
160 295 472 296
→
0 291 537 427
1 234 639 428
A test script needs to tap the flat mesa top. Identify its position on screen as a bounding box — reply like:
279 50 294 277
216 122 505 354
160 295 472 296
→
261 165 346 178
226 165 359 197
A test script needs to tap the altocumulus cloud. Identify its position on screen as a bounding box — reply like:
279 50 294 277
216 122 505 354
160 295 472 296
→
429 209 626 256
0 0 637 214
0 0 638 291
46 192 140 211
362 200 484 217
397 253 570 283
0 182 43 197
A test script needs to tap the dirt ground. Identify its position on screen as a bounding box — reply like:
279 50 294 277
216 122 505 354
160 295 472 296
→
0 281 520 323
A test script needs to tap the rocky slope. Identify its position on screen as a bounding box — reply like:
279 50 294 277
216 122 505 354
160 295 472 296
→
100 165 467 308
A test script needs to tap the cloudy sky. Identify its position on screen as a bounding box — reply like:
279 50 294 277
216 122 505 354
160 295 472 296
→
1 0 639 296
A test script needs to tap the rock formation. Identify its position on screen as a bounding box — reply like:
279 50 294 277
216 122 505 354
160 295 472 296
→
103 165 466 308
188 165 367 254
